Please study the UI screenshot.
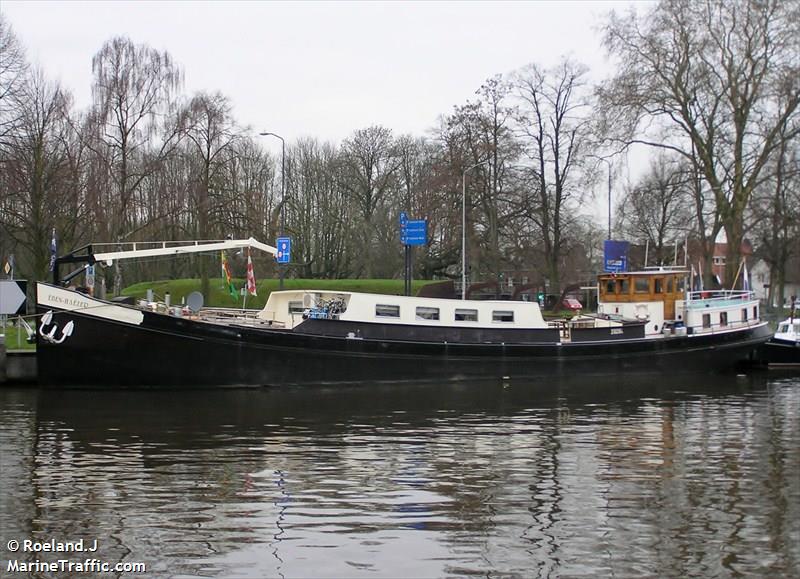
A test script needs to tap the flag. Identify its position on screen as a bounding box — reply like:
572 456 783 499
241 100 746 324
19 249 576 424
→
246 251 257 296
49 228 57 271
742 260 750 292
697 261 704 292
221 251 238 301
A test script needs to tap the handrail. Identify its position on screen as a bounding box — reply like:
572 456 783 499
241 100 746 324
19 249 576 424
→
687 290 754 302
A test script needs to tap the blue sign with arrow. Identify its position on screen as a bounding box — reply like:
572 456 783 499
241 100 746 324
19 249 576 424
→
401 219 427 246
276 237 291 264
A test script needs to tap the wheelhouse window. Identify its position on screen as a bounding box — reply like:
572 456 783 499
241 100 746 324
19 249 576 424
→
634 278 649 293
720 312 728 327
618 279 629 294
667 277 674 293
742 308 748 322
605 280 615 295
416 306 440 321
492 310 514 323
375 304 400 318
288 301 305 314
677 277 686 293
455 308 478 322
654 278 663 293
702 313 711 328
753 306 758 320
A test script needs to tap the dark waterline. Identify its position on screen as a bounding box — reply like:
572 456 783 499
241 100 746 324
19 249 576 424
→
1 374 798 578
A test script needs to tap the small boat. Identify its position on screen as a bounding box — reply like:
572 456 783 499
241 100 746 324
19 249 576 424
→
35 238 772 386
759 314 800 366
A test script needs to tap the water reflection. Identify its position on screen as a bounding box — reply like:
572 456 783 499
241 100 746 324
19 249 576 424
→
0 374 798 578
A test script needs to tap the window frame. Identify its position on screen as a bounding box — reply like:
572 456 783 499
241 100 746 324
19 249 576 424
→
375 304 400 318
454 308 479 322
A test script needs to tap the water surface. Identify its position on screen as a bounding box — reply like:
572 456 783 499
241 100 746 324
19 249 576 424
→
1 374 798 578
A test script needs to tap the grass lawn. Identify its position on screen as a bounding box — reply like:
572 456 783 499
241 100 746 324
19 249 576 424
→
1 322 36 351
122 278 439 309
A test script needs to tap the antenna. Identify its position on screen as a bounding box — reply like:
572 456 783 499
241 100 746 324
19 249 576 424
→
186 291 204 313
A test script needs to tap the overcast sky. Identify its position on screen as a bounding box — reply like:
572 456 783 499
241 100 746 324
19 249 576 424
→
2 0 648 145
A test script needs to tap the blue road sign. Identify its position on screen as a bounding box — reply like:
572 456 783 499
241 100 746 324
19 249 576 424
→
603 240 629 273
401 219 427 246
276 237 291 264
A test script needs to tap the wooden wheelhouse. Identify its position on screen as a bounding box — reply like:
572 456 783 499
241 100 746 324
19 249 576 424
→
598 269 687 321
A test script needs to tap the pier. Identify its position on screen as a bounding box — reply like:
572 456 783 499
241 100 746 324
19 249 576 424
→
0 336 37 383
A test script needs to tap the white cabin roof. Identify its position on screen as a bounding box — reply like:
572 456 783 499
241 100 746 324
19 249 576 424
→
262 290 549 329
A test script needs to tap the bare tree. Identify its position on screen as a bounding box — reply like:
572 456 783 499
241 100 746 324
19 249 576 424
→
182 91 240 298
440 76 520 284
340 126 401 277
753 123 799 312
89 36 184 292
600 0 800 286
616 155 694 265
513 58 592 293
0 15 28 151
0 69 76 280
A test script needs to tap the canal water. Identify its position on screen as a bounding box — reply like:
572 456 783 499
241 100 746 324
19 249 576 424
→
0 374 798 578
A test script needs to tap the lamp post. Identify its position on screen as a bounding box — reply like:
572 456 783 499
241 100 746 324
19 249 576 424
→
260 131 285 289
600 157 613 240
462 160 489 300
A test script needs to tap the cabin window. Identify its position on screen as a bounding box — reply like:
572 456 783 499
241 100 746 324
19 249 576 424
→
742 308 748 322
605 280 615 295
720 312 728 327
654 278 664 294
375 304 400 318
455 308 478 322
777 323 789 333
416 306 440 321
618 279 629 294
702 313 711 328
288 301 305 314
667 277 674 293
753 306 758 319
492 310 514 323
634 278 649 293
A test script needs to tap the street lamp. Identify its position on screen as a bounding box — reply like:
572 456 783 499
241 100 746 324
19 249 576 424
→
600 157 613 240
260 131 285 289
462 160 489 300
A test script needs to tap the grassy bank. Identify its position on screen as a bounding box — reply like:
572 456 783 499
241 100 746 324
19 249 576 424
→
1 322 36 351
122 278 438 309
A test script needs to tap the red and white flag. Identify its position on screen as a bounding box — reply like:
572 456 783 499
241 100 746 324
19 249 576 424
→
246 252 257 296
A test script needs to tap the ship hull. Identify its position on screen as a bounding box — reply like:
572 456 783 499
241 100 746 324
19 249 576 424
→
758 339 800 366
35 285 772 387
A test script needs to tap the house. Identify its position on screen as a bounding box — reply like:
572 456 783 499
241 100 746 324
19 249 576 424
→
711 237 753 287
750 256 800 308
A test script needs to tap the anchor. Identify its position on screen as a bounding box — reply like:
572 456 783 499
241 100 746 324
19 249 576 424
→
38 310 75 344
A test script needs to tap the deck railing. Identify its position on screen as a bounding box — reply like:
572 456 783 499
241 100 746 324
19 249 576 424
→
686 290 754 304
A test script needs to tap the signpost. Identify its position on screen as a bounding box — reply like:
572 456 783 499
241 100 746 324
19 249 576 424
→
399 214 428 296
